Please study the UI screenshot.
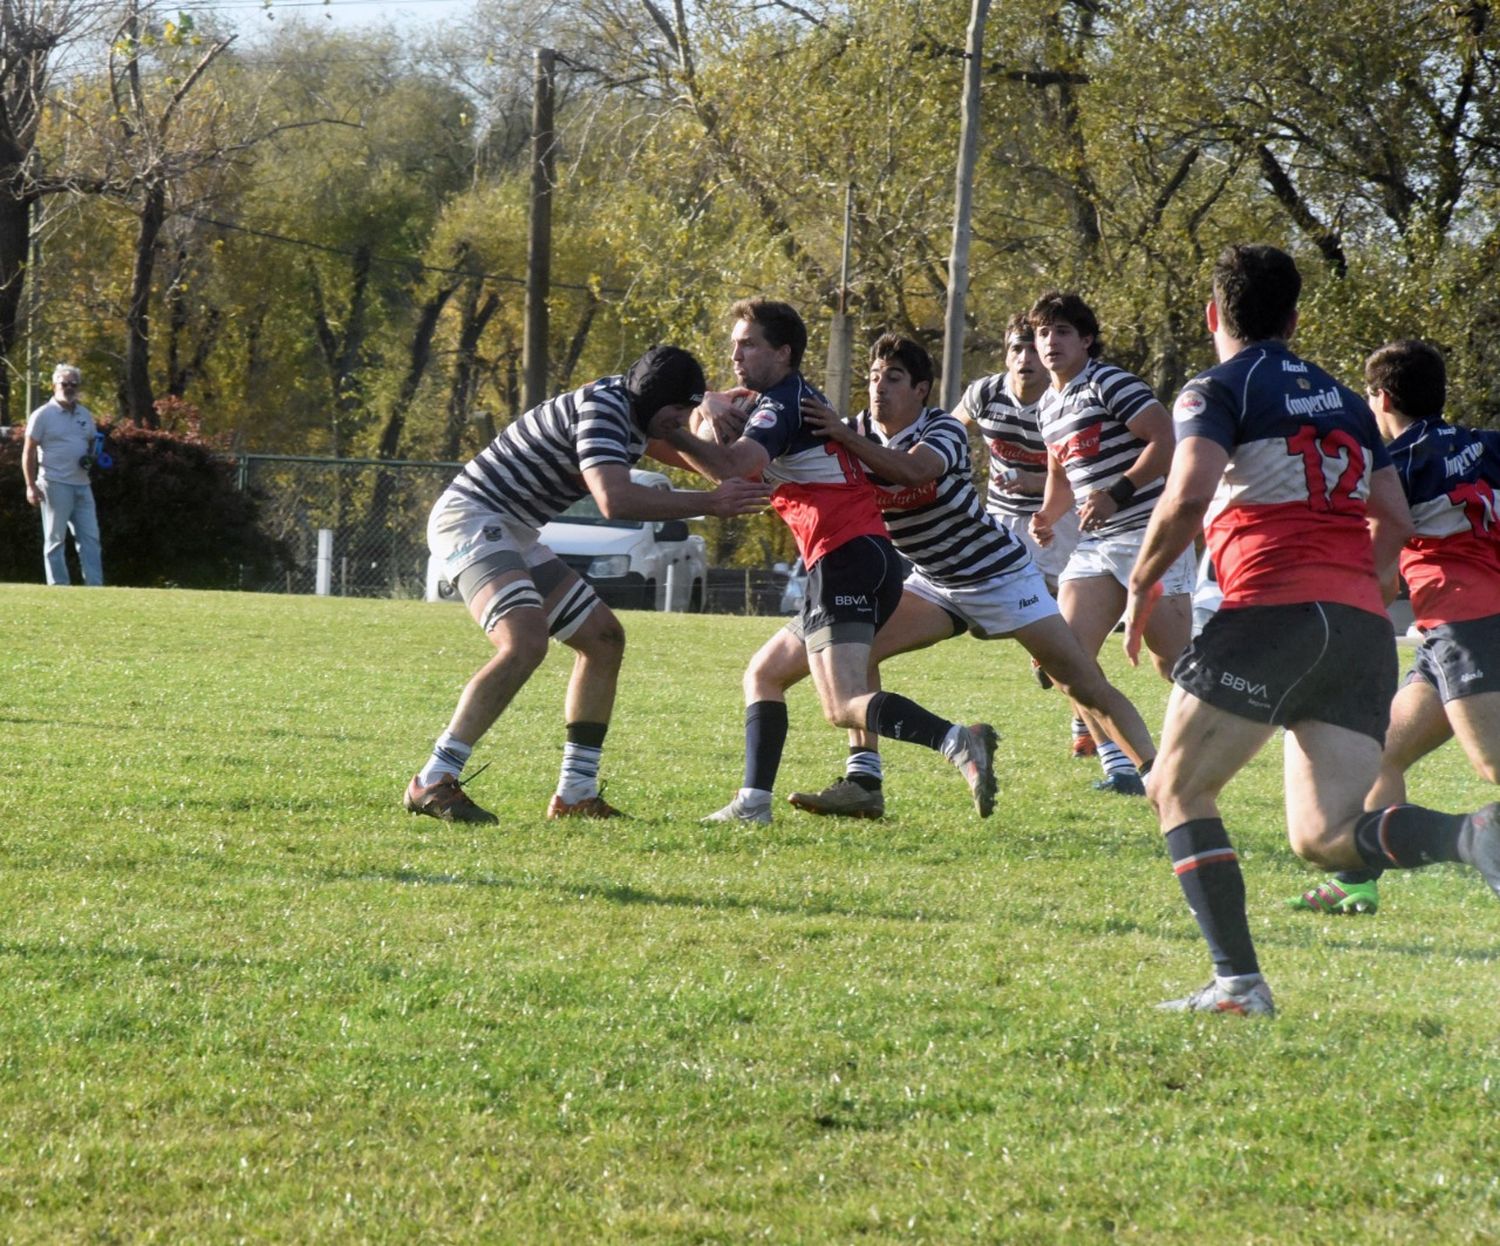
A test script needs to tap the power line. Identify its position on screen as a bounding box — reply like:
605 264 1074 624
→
181 209 628 297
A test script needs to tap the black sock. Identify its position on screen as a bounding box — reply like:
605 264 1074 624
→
1165 819 1259 980
864 691 952 752
1353 805 1466 870
566 721 608 749
744 700 788 792
1334 867 1384 885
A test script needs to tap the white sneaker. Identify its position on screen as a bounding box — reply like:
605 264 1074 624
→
1158 976 1276 1017
702 795 772 825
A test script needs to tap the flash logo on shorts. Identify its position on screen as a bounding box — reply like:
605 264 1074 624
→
1019 595 1040 609
1220 671 1269 701
1461 670 1485 682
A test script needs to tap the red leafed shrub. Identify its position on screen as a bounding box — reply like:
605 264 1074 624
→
0 421 289 588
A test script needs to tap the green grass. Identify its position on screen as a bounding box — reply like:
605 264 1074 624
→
2 584 1498 1243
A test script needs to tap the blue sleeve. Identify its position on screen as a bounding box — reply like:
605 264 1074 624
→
741 392 799 462
1171 377 1238 451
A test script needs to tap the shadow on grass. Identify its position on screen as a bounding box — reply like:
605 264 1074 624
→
324 866 956 924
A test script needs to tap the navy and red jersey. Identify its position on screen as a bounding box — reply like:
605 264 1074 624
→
740 371 887 568
1037 359 1163 537
1386 418 1500 628
1172 340 1390 616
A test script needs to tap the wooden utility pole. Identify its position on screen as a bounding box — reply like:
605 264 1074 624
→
824 185 855 416
941 0 989 411
522 47 556 411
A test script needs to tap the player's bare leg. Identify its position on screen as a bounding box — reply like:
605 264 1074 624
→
1446 689 1500 785
703 626 810 826
808 636 997 816
789 594 954 818
1015 614 1155 769
1059 573 1144 792
1150 687 1278 1014
549 597 629 819
407 570 548 824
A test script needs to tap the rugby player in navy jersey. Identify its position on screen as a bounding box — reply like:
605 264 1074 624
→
1125 246 1500 1016
737 334 1156 819
405 346 768 825
955 312 1096 759
663 301 999 824
1289 339 1500 916
1028 292 1195 795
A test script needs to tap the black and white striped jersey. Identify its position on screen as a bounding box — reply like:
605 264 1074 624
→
445 376 645 527
852 406 1033 587
1037 359 1162 536
954 373 1049 520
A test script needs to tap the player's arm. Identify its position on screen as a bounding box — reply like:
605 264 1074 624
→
22 433 41 504
1030 449 1075 538
660 423 772 484
583 461 768 520
1123 433 1227 664
1078 400 1174 532
1366 464 1415 604
799 397 944 486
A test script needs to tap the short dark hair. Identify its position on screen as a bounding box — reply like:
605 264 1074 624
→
1365 339 1446 421
869 333 934 392
1212 244 1301 342
731 298 807 372
1004 311 1034 344
1027 291 1103 358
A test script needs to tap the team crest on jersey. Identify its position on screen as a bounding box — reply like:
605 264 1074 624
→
1174 390 1206 419
1058 425 1101 463
747 408 778 431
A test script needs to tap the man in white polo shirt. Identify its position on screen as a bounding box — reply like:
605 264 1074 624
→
23 364 105 586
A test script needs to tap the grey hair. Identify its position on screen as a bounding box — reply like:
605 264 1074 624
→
52 363 82 385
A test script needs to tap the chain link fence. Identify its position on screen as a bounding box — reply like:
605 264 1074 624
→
234 455 458 597
232 454 790 613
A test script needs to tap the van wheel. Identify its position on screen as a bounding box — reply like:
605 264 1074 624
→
689 579 704 612
642 579 658 610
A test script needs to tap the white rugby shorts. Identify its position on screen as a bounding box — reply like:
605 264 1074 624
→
1060 527 1196 596
995 507 1079 581
902 561 1060 639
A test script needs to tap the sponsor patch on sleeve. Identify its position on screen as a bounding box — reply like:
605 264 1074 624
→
747 408 779 431
1174 388 1207 421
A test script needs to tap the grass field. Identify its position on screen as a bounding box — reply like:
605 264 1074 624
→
3 583 1498 1243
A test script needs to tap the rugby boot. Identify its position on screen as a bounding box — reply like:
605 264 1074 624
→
788 778 885 819
1461 802 1500 899
1286 877 1380 915
1158 976 1276 1017
547 792 626 819
948 723 999 818
1093 770 1146 796
702 794 773 825
404 772 498 825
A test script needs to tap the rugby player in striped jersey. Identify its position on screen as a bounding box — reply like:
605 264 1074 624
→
758 334 1156 819
406 346 768 825
1029 292 1196 795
